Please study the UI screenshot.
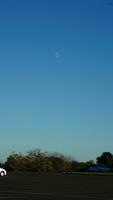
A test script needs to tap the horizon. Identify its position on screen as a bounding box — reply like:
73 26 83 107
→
0 0 113 162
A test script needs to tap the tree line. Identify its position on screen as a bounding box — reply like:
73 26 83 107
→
1 150 113 172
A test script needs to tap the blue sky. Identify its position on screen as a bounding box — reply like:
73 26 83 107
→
0 0 113 162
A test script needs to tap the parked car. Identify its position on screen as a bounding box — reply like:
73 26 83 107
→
0 168 7 176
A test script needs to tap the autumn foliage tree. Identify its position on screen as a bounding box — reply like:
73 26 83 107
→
5 149 72 172
5 149 113 173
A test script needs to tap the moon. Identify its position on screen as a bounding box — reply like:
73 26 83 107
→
55 52 60 59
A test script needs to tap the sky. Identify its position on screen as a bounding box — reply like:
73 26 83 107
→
0 0 113 162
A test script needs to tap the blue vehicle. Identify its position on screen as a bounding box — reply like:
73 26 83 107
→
89 164 111 172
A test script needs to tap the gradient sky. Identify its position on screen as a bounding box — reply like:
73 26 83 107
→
0 0 113 162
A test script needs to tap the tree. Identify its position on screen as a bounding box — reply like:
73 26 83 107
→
97 152 113 168
49 153 72 172
27 149 53 172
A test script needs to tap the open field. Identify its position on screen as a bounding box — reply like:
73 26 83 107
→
0 173 113 199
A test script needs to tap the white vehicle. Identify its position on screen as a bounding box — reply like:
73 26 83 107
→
0 168 7 176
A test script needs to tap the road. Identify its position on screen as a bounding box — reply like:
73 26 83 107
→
0 173 113 199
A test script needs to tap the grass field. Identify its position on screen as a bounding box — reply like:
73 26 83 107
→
0 173 113 199
63 171 113 176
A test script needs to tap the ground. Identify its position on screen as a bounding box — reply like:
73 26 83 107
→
0 173 113 199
